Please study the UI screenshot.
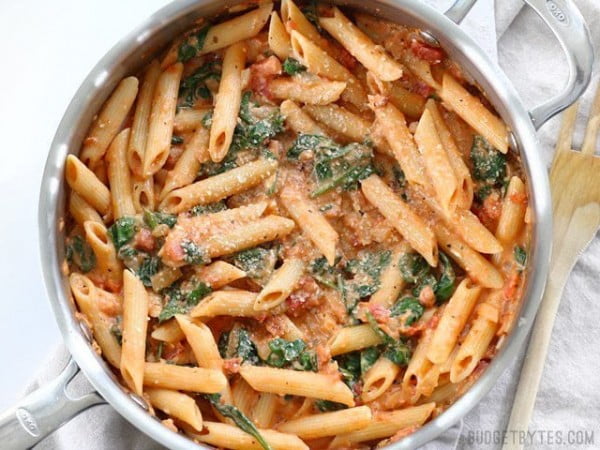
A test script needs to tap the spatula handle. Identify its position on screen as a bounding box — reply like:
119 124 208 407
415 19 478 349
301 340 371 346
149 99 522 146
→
503 204 600 450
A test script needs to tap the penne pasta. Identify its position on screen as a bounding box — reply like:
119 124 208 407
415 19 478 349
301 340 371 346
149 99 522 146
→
131 177 155 213
200 3 272 55
496 176 527 243
304 104 370 142
192 421 308 450
190 289 259 318
69 192 103 226
329 324 383 356
83 220 123 288
80 76 139 167
320 8 403 81
106 128 136 219
330 403 435 447
278 406 372 438
151 319 185 344
370 100 428 186
254 259 304 311
440 73 508 153
120 270 149 396
433 221 504 288
361 358 400 403
143 362 227 393
240 365 355 406
361 175 438 266
66 155 112 216
281 0 321 43
427 279 482 364
160 158 278 213
143 63 183 177
146 388 203 431
280 185 338 265
280 99 325 135
175 315 223 369
268 77 346 105
414 109 459 214
194 260 247 289
209 42 246 162
69 273 122 368
369 244 408 306
128 61 161 178
161 126 209 200
268 11 292 60
290 30 368 109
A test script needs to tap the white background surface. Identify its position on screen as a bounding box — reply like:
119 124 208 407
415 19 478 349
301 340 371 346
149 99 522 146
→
0 0 169 411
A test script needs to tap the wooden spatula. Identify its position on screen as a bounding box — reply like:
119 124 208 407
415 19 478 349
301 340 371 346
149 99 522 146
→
503 83 600 450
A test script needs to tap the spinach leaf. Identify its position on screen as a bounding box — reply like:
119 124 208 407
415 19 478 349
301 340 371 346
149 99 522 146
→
158 281 211 322
315 400 347 412
178 61 221 107
218 331 230 358
137 256 161 287
180 240 210 265
188 201 227 216
265 338 317 371
231 112 285 153
282 58 306 75
301 0 321 31
188 281 212 303
345 250 391 299
434 253 456 303
286 134 336 160
365 312 411 366
143 210 177 229
65 235 96 273
334 352 361 389
219 328 260 364
398 252 456 304
285 135 375 196
360 347 381 374
205 394 272 450
202 111 213 129
232 247 276 284
171 135 184 145
178 24 211 63
108 217 137 250
471 135 506 185
398 253 430 284
310 256 339 289
110 317 122 345
390 297 424 326
514 245 527 270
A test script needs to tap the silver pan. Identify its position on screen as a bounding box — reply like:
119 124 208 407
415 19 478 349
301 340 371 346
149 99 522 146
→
0 0 593 448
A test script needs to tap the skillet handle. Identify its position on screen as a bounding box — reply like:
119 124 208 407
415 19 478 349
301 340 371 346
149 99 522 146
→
445 0 594 130
0 358 105 449
522 0 593 129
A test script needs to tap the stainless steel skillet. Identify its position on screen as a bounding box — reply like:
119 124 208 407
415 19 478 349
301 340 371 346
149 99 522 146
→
0 0 593 448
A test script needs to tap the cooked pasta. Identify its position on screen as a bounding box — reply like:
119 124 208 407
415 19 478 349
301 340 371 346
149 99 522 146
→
64 3 530 449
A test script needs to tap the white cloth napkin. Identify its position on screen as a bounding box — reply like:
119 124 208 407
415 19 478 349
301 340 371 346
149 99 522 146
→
24 1 600 448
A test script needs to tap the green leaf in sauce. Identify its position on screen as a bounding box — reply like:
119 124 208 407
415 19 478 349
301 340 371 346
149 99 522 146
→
178 61 221 107
265 338 317 371
471 135 507 185
180 239 210 265
108 217 137 251
143 210 177 229
390 296 424 326
282 58 306 75
205 393 272 450
65 235 96 273
514 245 527 270
178 24 211 63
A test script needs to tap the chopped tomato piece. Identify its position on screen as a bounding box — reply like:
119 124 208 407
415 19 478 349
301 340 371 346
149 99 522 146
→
410 39 445 64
